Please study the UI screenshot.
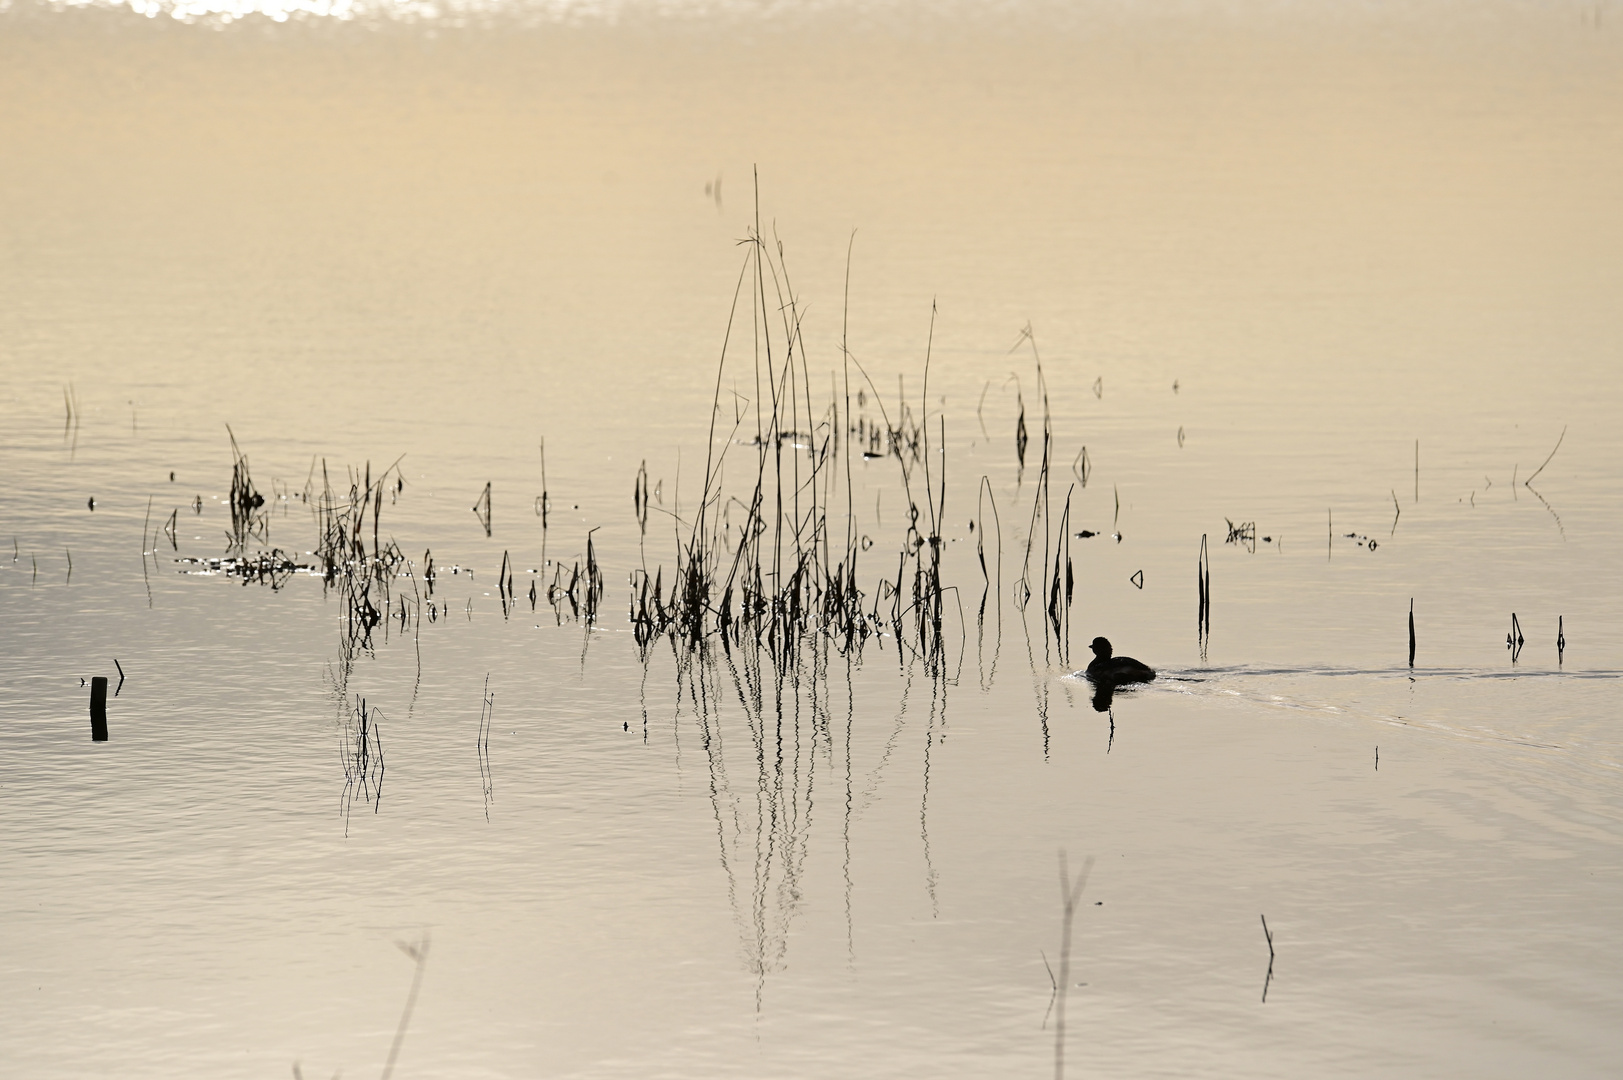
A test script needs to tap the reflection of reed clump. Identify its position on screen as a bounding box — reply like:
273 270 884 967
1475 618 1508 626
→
650 625 953 991
669 640 837 983
339 693 386 831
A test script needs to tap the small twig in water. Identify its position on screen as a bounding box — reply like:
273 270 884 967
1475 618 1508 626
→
1040 950 1057 1030
1524 425 1566 488
472 482 492 537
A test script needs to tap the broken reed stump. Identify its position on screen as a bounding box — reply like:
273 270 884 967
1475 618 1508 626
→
90 676 108 741
1196 534 1210 659
1408 599 1415 668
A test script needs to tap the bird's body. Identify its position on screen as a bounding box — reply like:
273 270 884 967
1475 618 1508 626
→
1084 637 1156 684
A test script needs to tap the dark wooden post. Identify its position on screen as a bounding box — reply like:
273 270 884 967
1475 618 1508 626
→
90 676 108 741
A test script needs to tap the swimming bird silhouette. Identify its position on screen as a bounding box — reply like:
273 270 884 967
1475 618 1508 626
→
1084 637 1156 685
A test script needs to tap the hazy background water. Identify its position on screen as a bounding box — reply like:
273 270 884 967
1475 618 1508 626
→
2 1 1621 1077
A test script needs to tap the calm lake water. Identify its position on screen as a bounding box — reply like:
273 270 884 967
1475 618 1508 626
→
2 1 1621 1077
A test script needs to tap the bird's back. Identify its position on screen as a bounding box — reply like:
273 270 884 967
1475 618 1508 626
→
1086 655 1156 684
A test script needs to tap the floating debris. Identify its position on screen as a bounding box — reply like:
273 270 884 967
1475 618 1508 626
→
177 551 315 588
1225 518 1257 553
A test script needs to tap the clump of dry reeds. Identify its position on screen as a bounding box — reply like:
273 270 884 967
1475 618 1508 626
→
545 528 605 623
627 199 952 675
310 457 411 655
226 425 269 551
